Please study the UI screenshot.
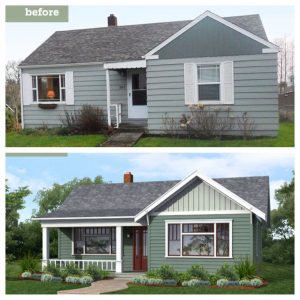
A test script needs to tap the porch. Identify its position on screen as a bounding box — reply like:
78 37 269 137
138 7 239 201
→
42 225 148 273
104 60 148 129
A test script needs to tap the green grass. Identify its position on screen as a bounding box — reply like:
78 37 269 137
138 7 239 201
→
135 121 294 147
109 263 294 294
6 132 106 147
5 260 87 294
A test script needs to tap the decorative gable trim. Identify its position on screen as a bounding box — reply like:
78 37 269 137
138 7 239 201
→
134 170 266 222
144 10 278 58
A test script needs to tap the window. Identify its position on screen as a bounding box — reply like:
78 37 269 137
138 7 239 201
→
197 64 220 101
166 221 231 257
132 73 147 106
73 227 116 255
31 74 65 102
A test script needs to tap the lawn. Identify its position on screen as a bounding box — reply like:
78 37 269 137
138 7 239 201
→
6 132 106 147
109 263 294 294
6 260 87 294
135 121 294 147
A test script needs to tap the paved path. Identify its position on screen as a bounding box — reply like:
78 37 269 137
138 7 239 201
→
100 132 143 147
57 278 129 294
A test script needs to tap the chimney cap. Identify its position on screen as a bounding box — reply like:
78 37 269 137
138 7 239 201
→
124 172 133 183
108 14 117 26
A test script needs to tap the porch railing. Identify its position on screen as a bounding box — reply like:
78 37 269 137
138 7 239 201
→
110 103 122 128
42 259 116 271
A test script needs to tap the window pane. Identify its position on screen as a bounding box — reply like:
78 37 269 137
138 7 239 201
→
216 223 229 256
182 223 214 233
168 224 180 256
85 236 110 254
132 90 147 105
37 75 60 101
182 235 214 256
111 227 116 254
198 65 220 82
61 75 65 87
74 228 84 254
32 76 36 88
198 84 220 101
33 90 37 102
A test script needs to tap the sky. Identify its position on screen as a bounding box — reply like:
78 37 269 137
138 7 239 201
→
5 5 294 62
6 152 294 222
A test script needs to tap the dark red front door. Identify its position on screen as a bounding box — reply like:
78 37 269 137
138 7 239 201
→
133 227 148 271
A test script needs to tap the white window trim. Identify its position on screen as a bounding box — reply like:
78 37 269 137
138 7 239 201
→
72 227 116 256
31 73 66 104
197 63 221 104
165 219 232 259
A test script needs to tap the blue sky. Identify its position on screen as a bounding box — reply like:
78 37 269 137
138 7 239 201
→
6 152 294 222
6 5 294 61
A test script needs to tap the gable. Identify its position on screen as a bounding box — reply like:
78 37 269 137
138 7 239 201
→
155 16 267 59
154 178 246 213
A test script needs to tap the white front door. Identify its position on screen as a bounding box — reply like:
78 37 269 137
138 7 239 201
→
127 69 148 119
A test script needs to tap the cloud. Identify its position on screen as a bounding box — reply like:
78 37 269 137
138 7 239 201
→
6 172 51 193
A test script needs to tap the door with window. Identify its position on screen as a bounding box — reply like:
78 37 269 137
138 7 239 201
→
127 69 148 118
133 227 148 271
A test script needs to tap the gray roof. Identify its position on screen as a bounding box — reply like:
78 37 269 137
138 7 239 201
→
42 176 269 220
20 14 268 66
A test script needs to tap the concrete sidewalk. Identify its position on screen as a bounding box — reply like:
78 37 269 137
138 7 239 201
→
57 278 129 294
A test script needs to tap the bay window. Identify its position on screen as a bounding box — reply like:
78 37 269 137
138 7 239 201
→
73 227 116 255
32 74 66 102
167 221 231 257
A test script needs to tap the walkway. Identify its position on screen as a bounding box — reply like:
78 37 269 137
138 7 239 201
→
57 278 129 294
100 131 143 147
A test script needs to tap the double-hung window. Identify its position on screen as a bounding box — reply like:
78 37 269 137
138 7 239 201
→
31 74 66 103
73 227 116 255
167 221 231 258
197 64 220 102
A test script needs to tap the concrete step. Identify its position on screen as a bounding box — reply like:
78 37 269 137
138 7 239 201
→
114 272 145 279
118 123 147 132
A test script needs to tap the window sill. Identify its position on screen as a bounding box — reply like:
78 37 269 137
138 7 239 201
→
71 253 116 256
164 256 233 259
33 102 66 105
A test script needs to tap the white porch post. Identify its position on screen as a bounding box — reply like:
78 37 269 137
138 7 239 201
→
106 69 111 127
42 227 49 269
115 226 123 273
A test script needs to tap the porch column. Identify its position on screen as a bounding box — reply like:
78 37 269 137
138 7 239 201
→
115 226 123 273
42 227 49 269
106 69 111 127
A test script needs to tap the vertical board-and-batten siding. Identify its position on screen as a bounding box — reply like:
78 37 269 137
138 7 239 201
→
22 65 139 128
146 53 278 136
155 179 245 213
149 214 252 273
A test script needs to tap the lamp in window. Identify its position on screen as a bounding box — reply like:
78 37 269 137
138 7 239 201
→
47 90 55 99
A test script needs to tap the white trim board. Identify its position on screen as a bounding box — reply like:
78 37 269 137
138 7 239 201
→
151 210 250 216
41 222 145 228
19 61 104 69
134 170 266 222
104 60 146 69
33 216 134 221
144 10 278 58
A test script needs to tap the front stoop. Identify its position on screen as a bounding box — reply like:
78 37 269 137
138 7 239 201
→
100 131 144 147
57 278 130 295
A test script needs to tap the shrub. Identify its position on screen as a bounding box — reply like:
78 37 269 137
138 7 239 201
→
44 264 61 277
183 279 210 287
239 279 252 286
20 256 39 273
132 276 148 285
80 276 94 285
85 264 103 280
6 108 16 131
41 274 53 282
237 112 255 139
209 274 221 285
64 262 82 276
216 264 239 281
175 272 192 284
156 264 177 280
217 279 229 287
163 279 177 286
21 271 31 278
146 269 161 279
186 265 209 280
6 254 16 263
65 276 81 284
180 105 235 138
161 113 180 137
250 278 263 287
51 276 63 283
146 278 164 286
31 273 42 280
234 257 256 279
61 105 105 134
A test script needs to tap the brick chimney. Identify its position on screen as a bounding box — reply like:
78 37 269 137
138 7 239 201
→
108 14 117 26
124 172 133 184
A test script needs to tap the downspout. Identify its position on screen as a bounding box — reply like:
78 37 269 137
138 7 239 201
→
105 69 111 127
19 68 24 129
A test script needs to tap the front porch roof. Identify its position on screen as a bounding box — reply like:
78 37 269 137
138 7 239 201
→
104 60 146 69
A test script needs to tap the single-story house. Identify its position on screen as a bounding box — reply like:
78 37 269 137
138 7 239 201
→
35 171 270 273
19 11 279 136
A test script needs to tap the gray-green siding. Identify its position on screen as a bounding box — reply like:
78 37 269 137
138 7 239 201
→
148 214 253 273
253 216 263 263
155 179 245 212
146 53 278 136
156 17 265 59
22 65 146 128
